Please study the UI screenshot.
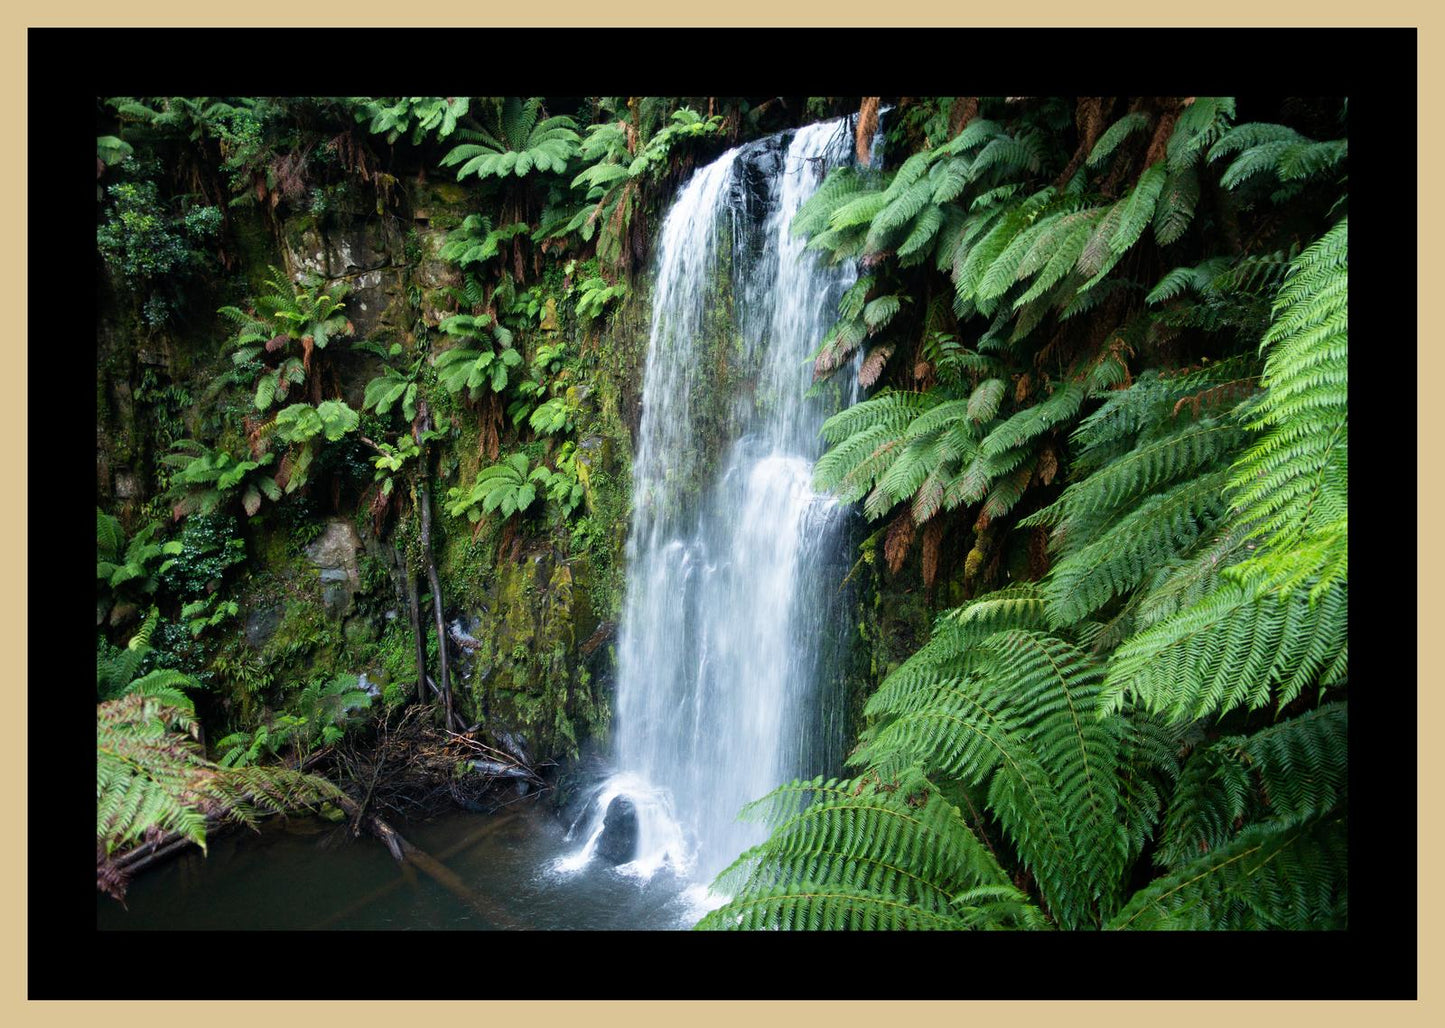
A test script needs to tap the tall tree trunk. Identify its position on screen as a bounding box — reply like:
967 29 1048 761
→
399 545 429 703
413 399 455 730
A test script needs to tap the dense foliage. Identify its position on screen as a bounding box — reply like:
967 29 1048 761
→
94 94 792 896
699 96 1348 931
95 96 1347 932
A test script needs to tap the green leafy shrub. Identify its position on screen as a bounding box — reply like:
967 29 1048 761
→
96 179 219 281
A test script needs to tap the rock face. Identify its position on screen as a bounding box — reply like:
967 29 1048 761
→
305 519 363 619
244 604 283 649
594 795 639 865
448 545 607 760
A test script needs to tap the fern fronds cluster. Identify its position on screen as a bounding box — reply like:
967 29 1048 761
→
707 100 1348 929
98 691 341 900
700 771 1044 930
441 97 580 181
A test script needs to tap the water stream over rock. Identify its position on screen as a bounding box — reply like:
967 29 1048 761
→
559 118 861 898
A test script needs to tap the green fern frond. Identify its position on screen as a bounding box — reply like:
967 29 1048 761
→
1087 111 1151 168
1107 814 1346 930
952 188 1055 310
1110 162 1167 254
969 132 1043 182
867 176 936 248
896 205 946 262
792 167 868 239
1100 579 1347 722
97 509 126 559
1152 165 1200 246
976 200 1081 308
1036 419 1243 532
1073 203 1126 280
858 629 1124 927
1133 522 1252 627
1207 122 1301 163
978 381 1086 461
1013 209 1105 309
702 771 1036 930
863 295 902 333
1229 218 1347 554
1044 469 1233 626
1165 97 1236 173
698 881 978 930
1157 703 1346 869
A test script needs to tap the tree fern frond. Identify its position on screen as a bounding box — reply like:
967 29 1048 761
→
1110 162 1167 254
698 881 977 930
859 629 1124 927
1229 218 1347 554
896 205 946 262
1087 111 1150 168
867 177 936 251
1044 469 1233 626
1157 703 1346 869
828 189 890 231
1108 815 1346 930
952 189 1055 309
978 381 1086 461
703 771 1034 930
1165 97 1236 173
1152 165 1200 246
793 167 868 239
1039 419 1243 532
1101 579 1347 722
1013 210 1105 309
1133 521 1252 627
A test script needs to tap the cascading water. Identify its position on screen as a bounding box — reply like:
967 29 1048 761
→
559 118 861 901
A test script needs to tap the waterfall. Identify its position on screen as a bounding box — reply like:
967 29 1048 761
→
559 118 860 894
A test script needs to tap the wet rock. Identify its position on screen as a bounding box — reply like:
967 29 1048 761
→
306 520 363 619
305 520 363 585
322 582 353 620
595 795 638 865
244 603 284 649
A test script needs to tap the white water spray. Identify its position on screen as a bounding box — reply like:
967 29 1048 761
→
559 118 859 889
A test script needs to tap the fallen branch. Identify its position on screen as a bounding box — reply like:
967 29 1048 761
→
311 811 523 929
330 792 526 928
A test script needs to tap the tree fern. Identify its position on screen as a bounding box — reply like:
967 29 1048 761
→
1106 815 1346 930
440 97 579 181
700 772 1043 930
1100 578 1347 722
445 452 553 522
854 628 1126 928
434 315 525 399
1156 703 1346 869
353 96 470 146
713 96 1347 931
1229 218 1347 558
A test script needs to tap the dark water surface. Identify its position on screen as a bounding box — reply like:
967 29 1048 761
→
96 800 706 930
